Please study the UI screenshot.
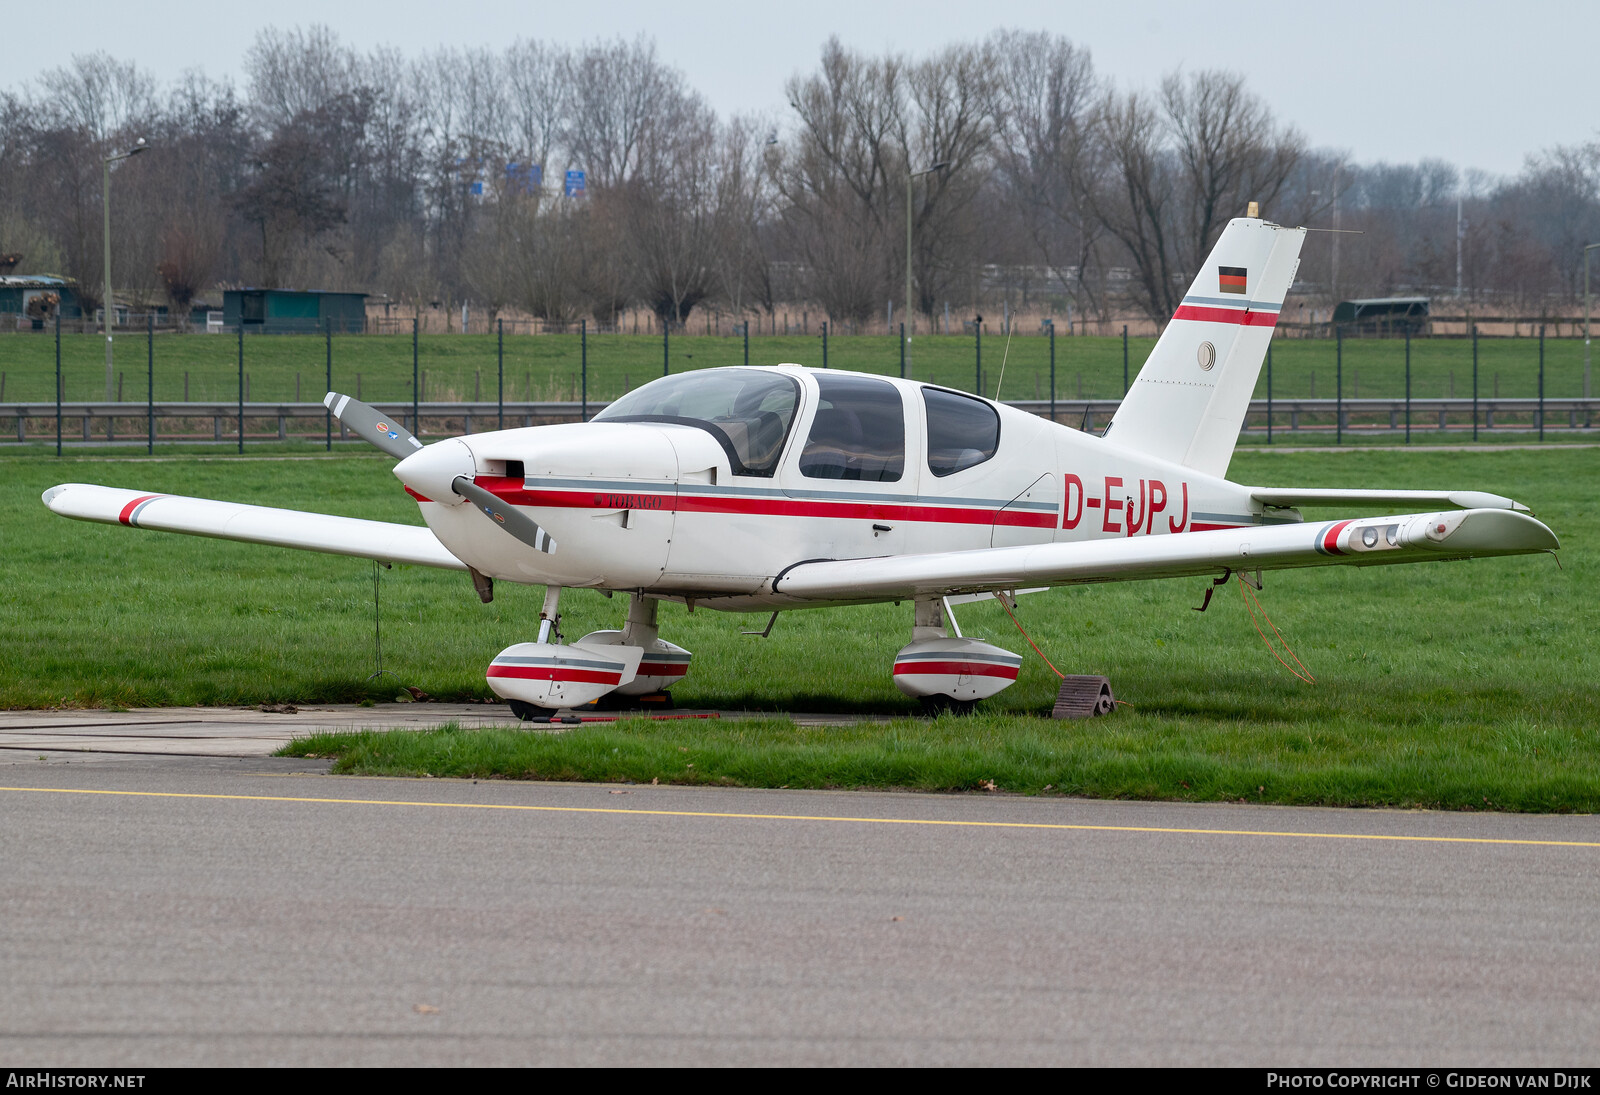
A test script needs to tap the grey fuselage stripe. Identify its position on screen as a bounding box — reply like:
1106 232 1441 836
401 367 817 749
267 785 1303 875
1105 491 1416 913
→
524 476 1058 511
894 651 1023 666
492 656 625 670
1181 295 1283 312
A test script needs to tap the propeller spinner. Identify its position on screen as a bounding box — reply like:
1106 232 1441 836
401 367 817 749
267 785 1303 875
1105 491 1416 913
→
325 392 557 554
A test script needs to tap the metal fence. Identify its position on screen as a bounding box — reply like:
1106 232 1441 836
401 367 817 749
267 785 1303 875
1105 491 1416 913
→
2 316 1594 453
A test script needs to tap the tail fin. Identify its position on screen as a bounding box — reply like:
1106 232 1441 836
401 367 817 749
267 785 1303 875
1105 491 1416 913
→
1103 217 1305 477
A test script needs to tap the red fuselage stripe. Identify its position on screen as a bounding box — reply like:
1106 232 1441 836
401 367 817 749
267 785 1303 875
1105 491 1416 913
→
893 661 1020 679
474 481 1057 529
487 665 623 685
1172 305 1278 327
639 662 690 677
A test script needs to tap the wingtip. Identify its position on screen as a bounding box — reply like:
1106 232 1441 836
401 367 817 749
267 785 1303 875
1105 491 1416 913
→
322 391 339 410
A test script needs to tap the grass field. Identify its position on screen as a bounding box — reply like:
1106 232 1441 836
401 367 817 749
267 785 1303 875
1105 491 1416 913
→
4 443 1596 808
0 328 1589 408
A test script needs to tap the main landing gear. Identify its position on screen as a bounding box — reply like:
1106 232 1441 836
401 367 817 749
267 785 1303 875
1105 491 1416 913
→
892 597 1022 716
486 589 693 717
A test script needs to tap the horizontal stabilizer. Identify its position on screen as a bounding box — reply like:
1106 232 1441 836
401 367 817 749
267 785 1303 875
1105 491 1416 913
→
1249 488 1529 513
41 483 466 570
771 509 1558 601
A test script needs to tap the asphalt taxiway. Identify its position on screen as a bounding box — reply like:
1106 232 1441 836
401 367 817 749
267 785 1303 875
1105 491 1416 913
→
0 704 886 757
2 740 1598 1066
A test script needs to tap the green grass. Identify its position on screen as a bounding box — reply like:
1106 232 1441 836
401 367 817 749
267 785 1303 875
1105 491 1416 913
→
280 714 1600 812
4 444 1599 807
0 329 1588 409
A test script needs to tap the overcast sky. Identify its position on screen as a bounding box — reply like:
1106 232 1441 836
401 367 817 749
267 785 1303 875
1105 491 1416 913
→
11 0 1595 179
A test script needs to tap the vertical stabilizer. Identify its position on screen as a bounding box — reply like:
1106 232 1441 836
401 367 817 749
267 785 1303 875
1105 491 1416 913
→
1103 217 1305 477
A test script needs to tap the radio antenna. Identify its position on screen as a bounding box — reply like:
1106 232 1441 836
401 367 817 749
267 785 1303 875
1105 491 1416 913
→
994 326 1014 401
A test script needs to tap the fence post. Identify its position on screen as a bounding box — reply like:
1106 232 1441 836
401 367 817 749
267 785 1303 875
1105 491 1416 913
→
1404 326 1411 445
1539 324 1545 441
1122 325 1129 394
147 312 154 454
237 323 244 454
663 323 669 377
497 318 504 431
1049 319 1057 423
975 320 982 394
581 318 588 422
1266 341 1273 445
822 320 829 368
325 319 332 451
1336 325 1343 446
744 320 750 369
412 316 419 437
55 310 61 457
899 322 905 378
1472 325 1479 441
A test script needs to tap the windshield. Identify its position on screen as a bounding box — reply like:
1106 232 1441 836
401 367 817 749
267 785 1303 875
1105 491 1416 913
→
595 369 800 477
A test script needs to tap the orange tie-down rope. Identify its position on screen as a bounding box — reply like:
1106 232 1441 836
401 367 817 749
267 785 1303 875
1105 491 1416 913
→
996 593 1065 678
997 594 1138 709
995 581 1314 696
1239 574 1316 684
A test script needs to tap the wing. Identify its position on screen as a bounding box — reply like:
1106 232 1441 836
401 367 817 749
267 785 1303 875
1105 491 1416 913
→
42 483 467 571
771 508 1558 601
1247 487 1529 512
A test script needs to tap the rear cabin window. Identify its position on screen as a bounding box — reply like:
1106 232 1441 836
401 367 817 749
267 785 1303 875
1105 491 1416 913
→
798 374 905 482
922 388 999 476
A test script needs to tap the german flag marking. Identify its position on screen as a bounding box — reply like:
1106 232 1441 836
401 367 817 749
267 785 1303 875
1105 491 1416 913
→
1218 266 1247 295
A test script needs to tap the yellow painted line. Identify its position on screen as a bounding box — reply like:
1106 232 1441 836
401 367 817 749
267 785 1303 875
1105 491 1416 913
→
2 784 1598 848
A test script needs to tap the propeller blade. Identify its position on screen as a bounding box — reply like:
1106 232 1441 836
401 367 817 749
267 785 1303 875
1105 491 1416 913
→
452 476 557 554
324 392 424 461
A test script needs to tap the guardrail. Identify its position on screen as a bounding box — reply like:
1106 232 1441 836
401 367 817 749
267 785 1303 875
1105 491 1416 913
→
3 397 1597 447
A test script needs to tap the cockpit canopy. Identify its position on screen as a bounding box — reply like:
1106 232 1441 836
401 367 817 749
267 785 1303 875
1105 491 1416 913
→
594 369 800 477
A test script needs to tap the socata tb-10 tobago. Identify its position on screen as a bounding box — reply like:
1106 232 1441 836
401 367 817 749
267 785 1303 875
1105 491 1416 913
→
44 213 1559 715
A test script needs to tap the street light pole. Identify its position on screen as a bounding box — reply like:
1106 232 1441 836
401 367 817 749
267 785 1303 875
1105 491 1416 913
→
102 138 148 399
1584 243 1600 400
904 160 950 377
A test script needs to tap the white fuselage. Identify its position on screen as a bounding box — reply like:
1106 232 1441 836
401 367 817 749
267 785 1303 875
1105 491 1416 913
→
398 367 1289 610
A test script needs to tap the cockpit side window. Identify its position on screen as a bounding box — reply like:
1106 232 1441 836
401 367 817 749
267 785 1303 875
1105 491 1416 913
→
799 374 905 482
593 369 799 477
922 388 999 476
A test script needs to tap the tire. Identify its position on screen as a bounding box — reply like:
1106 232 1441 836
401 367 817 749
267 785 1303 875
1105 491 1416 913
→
918 695 978 717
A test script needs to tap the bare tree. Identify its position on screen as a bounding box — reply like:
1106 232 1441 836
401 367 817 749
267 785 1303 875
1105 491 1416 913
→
37 53 156 144
902 43 993 320
988 30 1106 316
505 40 568 183
1091 70 1301 321
245 25 353 131
710 116 780 320
1089 88 1178 320
778 37 906 321
564 37 688 189
1162 70 1303 277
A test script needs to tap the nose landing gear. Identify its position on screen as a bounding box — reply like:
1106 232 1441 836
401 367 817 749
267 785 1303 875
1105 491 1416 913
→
487 589 692 718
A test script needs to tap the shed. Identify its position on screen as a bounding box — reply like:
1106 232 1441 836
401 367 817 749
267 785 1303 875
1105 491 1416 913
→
0 275 83 327
1332 297 1430 334
222 289 367 334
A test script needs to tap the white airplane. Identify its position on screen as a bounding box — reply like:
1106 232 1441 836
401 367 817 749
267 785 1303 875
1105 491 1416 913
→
43 215 1559 716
